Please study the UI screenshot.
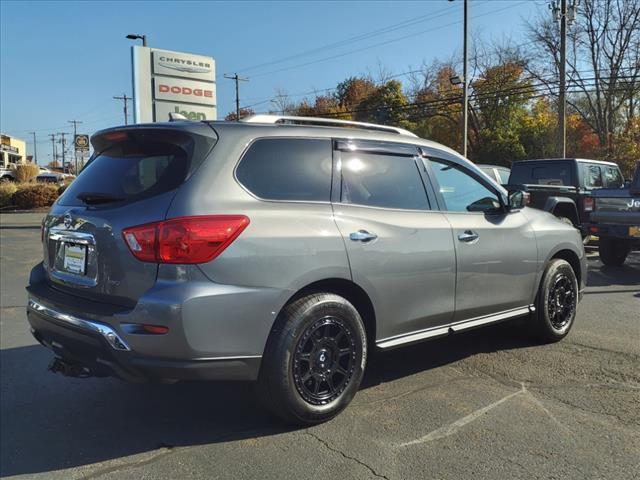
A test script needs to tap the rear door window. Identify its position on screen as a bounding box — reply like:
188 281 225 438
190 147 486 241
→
602 166 623 188
236 138 332 201
339 151 430 210
583 164 603 188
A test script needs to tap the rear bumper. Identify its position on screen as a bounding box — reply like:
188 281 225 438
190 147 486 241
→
27 299 262 382
584 222 640 243
26 263 291 382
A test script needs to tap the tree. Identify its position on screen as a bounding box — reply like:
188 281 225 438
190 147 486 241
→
334 77 377 113
270 88 295 115
293 95 345 117
355 80 409 126
224 107 255 121
527 0 640 156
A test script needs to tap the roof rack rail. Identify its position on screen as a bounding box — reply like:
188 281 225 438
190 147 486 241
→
241 114 417 137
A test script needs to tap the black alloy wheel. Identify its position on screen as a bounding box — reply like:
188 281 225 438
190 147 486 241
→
292 316 356 406
533 258 579 342
547 273 577 331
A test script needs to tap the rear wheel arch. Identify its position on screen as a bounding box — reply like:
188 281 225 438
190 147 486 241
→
279 278 377 348
552 203 580 226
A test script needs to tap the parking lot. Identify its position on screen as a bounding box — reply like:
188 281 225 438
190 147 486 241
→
1 212 638 480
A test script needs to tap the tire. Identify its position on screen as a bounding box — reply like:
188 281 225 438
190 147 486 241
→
258 293 367 425
533 259 579 342
599 237 628 266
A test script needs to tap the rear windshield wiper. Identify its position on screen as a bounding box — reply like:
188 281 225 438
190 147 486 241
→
76 192 125 205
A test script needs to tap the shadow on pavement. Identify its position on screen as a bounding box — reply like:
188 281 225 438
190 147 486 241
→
0 321 536 477
586 253 640 288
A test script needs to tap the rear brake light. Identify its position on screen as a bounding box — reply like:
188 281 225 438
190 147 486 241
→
103 131 128 141
122 215 249 264
583 197 595 212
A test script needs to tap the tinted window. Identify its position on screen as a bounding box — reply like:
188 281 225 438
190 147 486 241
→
429 158 501 213
583 164 603 188
509 162 573 186
602 166 623 188
236 138 332 201
340 152 429 210
59 141 188 206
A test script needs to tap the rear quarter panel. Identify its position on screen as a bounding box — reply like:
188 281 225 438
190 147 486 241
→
165 127 351 334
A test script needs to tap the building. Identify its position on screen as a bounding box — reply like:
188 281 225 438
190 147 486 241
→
0 134 28 168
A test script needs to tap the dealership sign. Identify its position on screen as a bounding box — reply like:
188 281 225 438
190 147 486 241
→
74 134 90 152
154 78 216 105
132 46 216 123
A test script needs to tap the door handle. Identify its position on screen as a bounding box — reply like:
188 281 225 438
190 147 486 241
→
458 230 479 243
350 230 378 243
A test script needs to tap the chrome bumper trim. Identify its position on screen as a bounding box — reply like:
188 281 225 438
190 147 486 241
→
27 298 131 351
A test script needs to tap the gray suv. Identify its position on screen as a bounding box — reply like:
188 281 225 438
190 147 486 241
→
27 115 587 424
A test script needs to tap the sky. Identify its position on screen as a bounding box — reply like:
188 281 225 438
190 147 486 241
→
1 0 547 164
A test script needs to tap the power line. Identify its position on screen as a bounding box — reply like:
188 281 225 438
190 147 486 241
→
252 75 627 120
229 3 465 76
248 1 529 79
113 94 131 125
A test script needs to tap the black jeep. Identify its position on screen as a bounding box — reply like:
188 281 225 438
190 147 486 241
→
507 158 624 238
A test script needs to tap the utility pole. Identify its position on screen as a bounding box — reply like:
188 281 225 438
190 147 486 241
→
448 0 469 157
68 120 83 174
30 132 38 165
462 0 469 158
558 0 567 158
224 73 249 121
49 134 57 168
551 0 577 158
57 133 67 172
113 94 131 125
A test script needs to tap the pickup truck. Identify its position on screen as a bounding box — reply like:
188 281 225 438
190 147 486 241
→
507 158 624 238
585 162 640 266
0 165 17 182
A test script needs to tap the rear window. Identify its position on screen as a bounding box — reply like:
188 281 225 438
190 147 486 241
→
509 162 573 186
58 129 211 207
602 166 623 188
236 138 332 201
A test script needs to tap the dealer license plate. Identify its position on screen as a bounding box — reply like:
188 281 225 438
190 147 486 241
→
63 244 87 275
629 226 640 238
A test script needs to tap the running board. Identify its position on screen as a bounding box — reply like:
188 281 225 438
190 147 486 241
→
376 306 534 350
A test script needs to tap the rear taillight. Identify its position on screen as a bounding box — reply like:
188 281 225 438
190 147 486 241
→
583 197 595 212
122 215 249 264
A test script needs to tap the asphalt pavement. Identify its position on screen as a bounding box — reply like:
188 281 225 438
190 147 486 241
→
1 212 638 480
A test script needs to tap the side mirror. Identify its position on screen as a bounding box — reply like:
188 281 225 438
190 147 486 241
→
508 190 526 211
